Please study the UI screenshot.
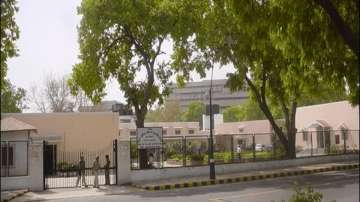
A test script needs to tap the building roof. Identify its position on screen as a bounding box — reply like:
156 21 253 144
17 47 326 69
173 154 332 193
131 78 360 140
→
78 100 120 112
78 100 133 115
215 119 273 135
1 117 37 132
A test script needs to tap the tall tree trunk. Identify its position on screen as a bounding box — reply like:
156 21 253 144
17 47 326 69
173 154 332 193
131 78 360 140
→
244 75 292 158
135 116 145 128
286 100 297 158
134 105 148 169
314 0 359 58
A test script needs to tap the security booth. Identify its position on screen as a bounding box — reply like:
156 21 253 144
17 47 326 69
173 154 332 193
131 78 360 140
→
136 127 163 169
1 117 37 178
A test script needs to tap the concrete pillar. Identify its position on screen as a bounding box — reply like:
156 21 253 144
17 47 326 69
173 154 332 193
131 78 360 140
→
29 141 44 191
117 140 131 184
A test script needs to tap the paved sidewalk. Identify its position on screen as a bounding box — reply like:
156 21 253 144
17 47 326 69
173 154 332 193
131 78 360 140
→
9 186 139 202
1 189 28 202
133 161 359 190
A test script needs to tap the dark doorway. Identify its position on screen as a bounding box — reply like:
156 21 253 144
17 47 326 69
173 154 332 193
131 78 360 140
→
316 131 324 148
324 129 331 153
44 144 57 175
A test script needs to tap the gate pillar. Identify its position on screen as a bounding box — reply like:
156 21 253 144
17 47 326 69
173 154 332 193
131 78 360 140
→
117 140 131 184
29 141 44 191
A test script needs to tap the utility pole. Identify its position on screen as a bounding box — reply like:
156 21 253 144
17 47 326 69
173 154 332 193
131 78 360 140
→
209 66 216 180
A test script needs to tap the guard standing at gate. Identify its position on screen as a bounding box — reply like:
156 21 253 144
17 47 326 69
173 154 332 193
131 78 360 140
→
76 156 88 188
92 156 100 188
104 155 110 185
236 144 242 161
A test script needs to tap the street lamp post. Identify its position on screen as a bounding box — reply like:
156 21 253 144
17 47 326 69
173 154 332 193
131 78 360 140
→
209 66 216 180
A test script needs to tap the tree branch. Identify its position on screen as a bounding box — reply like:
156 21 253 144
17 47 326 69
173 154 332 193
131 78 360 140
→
314 0 359 58
102 35 124 57
150 37 164 70
123 25 152 73
260 65 267 104
244 74 289 146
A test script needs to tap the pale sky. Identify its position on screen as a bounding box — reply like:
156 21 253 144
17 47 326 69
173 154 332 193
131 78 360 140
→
7 0 235 112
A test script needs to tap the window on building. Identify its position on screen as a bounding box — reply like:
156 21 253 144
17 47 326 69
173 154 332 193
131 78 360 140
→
130 130 136 136
1 146 14 167
189 129 194 134
163 129 167 135
335 135 340 144
238 128 244 133
175 129 181 135
302 131 308 141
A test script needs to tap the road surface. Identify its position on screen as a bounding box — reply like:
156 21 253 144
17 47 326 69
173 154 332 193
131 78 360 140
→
13 169 359 202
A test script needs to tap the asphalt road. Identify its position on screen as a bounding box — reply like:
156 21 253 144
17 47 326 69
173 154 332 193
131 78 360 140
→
14 169 359 202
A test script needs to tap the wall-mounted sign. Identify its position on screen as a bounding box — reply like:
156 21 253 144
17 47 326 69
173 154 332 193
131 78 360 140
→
137 127 163 149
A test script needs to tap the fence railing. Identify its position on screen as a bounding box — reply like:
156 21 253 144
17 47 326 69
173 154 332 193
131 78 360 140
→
1 141 29 177
43 140 118 189
130 130 359 170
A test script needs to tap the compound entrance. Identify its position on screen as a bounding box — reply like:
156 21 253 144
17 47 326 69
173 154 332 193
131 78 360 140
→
43 140 118 189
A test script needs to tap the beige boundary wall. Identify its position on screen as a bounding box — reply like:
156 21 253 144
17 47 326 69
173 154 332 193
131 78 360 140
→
2 112 119 152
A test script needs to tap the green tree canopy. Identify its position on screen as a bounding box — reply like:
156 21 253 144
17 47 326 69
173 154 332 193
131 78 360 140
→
1 0 20 90
268 0 359 104
223 100 267 122
181 101 205 122
170 0 353 158
145 101 182 122
1 80 26 113
223 82 346 123
69 0 177 127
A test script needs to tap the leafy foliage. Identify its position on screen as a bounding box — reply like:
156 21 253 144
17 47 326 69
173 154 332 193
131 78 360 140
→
268 0 359 104
223 82 346 122
189 153 205 161
180 101 205 122
57 162 79 173
70 0 177 127
288 182 323 202
164 142 182 159
170 0 355 158
0 0 19 90
145 101 182 122
0 80 26 113
223 100 269 122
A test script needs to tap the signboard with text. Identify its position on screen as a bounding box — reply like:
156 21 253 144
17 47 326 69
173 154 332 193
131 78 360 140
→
137 127 163 149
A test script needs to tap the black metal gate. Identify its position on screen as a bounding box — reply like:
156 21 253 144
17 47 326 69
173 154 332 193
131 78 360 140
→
43 140 118 189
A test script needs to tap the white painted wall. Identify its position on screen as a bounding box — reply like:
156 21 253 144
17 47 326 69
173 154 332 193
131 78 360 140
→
203 114 223 130
130 154 358 183
1 141 43 191
296 101 359 130
8 141 28 176
1 131 30 177
117 140 131 184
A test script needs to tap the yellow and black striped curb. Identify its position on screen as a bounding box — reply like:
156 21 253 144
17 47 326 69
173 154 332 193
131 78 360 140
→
134 163 359 191
2 190 28 202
